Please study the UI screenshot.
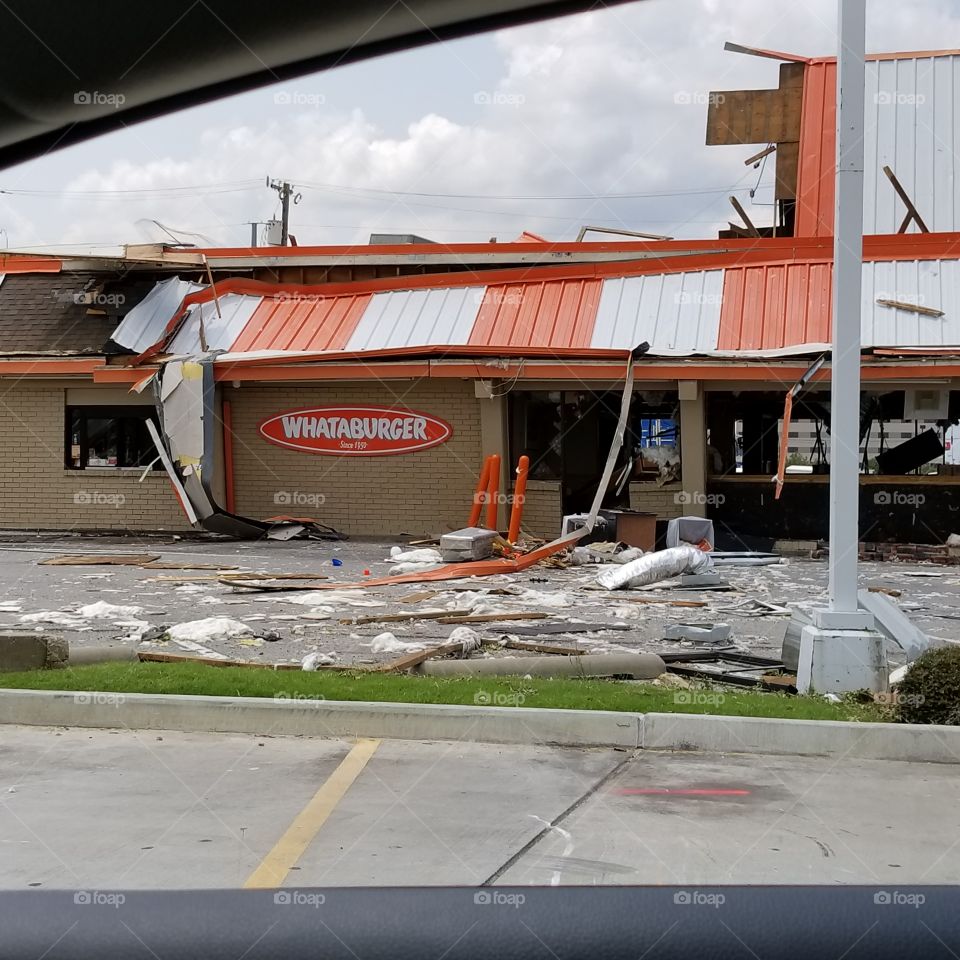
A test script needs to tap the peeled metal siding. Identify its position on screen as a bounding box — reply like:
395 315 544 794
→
168 293 261 354
230 293 371 353
470 278 600 348
110 277 204 352
345 286 483 351
796 55 960 236
591 271 722 354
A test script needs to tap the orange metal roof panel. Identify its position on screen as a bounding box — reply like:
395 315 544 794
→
230 293 371 353
718 262 832 350
468 278 601 349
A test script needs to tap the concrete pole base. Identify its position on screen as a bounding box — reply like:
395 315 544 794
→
796 621 888 694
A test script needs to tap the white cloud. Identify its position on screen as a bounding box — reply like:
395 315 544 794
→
6 0 960 248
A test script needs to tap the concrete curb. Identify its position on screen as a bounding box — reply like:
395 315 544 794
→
1 690 959 762
0 689 643 748
642 712 960 764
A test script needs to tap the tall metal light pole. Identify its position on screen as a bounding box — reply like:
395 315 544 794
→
828 0 866 616
795 0 886 693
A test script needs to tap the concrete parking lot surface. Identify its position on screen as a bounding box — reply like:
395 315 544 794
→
2 726 958 890
2 536 959 667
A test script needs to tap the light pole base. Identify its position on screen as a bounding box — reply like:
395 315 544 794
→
795 620 888 694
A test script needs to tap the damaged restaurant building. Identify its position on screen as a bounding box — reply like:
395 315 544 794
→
3 45 960 547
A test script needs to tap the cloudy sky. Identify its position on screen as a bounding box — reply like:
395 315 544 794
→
2 0 959 252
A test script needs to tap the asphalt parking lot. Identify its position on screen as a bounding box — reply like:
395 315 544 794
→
2 726 958 889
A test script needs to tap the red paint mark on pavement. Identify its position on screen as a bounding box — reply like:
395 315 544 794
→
614 788 751 796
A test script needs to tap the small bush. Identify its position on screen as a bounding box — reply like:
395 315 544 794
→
895 646 960 725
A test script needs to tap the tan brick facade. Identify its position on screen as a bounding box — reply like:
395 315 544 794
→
0 381 189 531
518 481 562 539
629 482 684 519
226 380 483 537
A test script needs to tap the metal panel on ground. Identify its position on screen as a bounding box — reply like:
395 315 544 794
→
591 271 722 354
346 286 483 351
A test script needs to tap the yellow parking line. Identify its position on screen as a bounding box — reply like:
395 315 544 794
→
243 737 381 889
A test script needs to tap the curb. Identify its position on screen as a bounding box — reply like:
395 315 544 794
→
1 690 958 762
0 689 643 748
641 712 960 764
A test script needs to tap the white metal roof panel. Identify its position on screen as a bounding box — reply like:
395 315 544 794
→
167 293 262 354
344 286 483 351
591 270 723 355
863 258 960 347
110 277 204 352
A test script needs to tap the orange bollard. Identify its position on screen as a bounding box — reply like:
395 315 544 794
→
485 454 501 530
507 455 529 544
468 455 493 527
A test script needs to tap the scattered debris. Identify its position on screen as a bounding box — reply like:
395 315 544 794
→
663 622 732 643
440 527 497 562
165 618 256 644
598 544 710 590
39 554 161 566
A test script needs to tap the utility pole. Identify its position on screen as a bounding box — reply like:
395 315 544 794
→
266 178 300 246
793 0 886 694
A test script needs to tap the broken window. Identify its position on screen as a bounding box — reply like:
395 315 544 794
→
509 389 680 511
65 406 159 470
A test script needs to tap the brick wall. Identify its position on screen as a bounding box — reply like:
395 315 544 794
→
629 482 684 519
227 380 483 537
518 480 562 539
0 381 189 531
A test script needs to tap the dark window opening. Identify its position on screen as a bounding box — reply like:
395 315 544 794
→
509 390 679 514
66 406 159 470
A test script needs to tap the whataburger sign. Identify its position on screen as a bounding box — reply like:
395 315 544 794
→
258 405 453 456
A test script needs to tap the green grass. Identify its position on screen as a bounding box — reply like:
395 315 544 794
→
0 662 888 722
